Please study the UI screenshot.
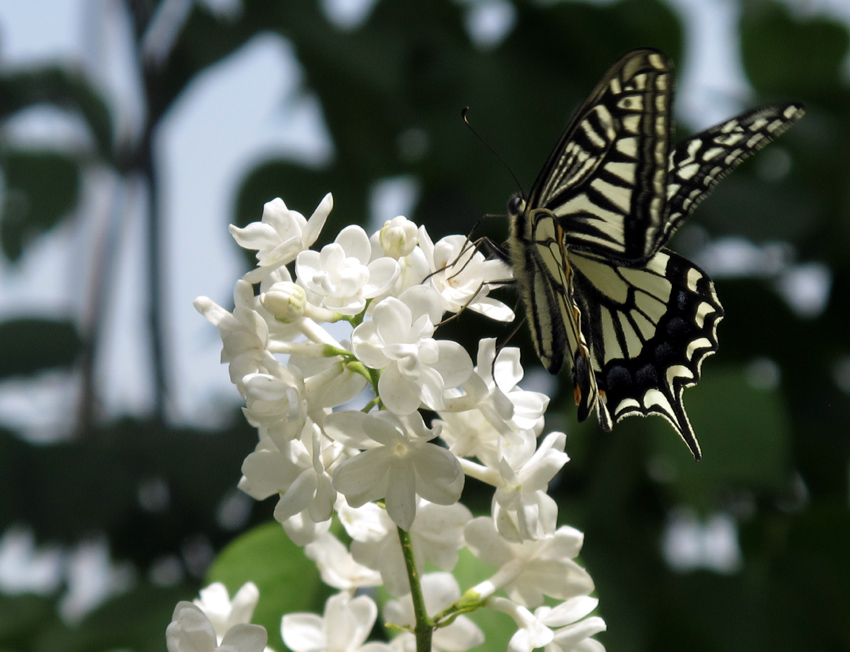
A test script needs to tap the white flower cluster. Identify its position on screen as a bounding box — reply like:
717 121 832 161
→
167 583 268 652
183 195 605 652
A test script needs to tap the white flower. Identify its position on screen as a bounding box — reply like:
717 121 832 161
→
383 573 484 652
230 194 332 283
167 584 268 652
352 286 473 415
465 518 594 607
193 583 261 639
194 280 275 385
538 597 606 652
489 598 554 652
304 532 383 590
491 431 568 542
326 411 463 531
240 365 307 443
197 191 605 652
289 351 368 414
240 423 338 533
419 229 514 320
282 592 393 652
439 340 546 468
489 596 606 652
336 501 409 595
296 225 400 315
338 499 471 597
477 340 549 433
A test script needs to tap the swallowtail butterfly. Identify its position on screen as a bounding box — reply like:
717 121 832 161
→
504 48 804 459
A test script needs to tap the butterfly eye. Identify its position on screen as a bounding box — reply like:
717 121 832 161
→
507 195 525 215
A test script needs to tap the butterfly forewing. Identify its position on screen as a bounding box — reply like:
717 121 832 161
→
654 102 806 254
569 249 723 459
528 48 674 264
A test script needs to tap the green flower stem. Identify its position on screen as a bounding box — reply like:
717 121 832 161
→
346 359 382 394
397 526 433 652
431 593 487 629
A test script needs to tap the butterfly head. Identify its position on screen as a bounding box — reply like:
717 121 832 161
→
507 194 526 217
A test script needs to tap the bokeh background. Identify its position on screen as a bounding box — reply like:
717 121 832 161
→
0 0 848 650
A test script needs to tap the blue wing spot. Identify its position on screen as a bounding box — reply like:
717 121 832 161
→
654 341 676 365
666 316 690 339
636 362 658 388
605 365 633 394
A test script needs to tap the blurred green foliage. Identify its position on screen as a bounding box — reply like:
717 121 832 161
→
0 0 847 650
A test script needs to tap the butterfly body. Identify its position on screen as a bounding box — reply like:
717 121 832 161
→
505 48 804 459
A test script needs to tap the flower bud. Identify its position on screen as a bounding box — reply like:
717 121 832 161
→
261 282 306 322
379 216 418 259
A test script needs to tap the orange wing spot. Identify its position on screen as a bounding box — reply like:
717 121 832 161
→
573 384 583 406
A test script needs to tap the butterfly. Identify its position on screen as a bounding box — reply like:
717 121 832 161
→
502 48 804 459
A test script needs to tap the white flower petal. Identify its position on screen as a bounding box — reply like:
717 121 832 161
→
229 222 279 252
541 597 599 628
302 193 333 248
336 224 372 264
364 257 401 297
274 470 318 521
333 448 393 507
166 603 217 652
470 296 515 321
218 623 268 652
386 458 417 530
412 446 463 506
432 341 474 387
240 450 290 500
399 285 443 325
351 322 391 369
282 613 326 652
374 298 414 344
379 365 423 415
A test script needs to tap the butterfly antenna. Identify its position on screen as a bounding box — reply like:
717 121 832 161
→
462 107 526 197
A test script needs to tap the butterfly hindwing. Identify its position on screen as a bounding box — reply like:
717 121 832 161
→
569 249 723 459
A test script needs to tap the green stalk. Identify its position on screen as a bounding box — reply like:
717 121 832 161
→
397 526 433 652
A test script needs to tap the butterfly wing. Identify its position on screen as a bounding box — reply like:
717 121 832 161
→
526 48 674 264
506 48 803 458
508 208 610 426
569 248 723 460
653 102 806 254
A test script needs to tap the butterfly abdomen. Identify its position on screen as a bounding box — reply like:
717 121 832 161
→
508 198 569 374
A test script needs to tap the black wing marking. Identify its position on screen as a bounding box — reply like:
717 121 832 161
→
526 48 674 263
569 248 723 460
653 102 806 254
